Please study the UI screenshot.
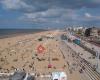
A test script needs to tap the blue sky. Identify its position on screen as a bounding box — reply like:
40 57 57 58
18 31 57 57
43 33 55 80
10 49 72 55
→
0 0 100 29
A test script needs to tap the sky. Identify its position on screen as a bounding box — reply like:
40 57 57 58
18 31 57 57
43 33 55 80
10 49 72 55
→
0 0 100 29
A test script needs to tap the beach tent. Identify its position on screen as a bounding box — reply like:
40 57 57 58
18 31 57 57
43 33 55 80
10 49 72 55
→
52 72 60 80
59 72 67 80
52 72 67 80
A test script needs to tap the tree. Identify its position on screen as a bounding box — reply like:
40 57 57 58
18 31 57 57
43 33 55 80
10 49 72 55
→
84 28 92 37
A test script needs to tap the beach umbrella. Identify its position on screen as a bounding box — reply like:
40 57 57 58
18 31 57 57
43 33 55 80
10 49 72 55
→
48 49 52 68
48 64 52 68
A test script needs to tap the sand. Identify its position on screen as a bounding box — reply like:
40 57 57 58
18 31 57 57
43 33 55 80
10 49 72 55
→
0 30 84 80
0 31 66 74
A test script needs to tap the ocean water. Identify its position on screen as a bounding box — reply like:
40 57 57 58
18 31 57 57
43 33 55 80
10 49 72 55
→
0 29 46 39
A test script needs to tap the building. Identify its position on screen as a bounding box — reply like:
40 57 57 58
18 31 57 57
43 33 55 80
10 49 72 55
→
90 27 99 37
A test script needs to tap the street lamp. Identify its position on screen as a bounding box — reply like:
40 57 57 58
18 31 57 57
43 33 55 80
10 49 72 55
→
95 50 100 72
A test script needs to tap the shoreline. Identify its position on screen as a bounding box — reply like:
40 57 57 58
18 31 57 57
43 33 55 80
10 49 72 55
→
0 29 47 39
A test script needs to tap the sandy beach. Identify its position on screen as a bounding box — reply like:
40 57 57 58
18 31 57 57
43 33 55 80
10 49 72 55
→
0 31 67 75
0 30 100 80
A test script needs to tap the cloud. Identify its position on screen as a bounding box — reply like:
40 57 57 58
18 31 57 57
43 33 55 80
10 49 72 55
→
84 12 100 20
19 8 98 24
24 8 65 18
1 0 100 28
1 0 100 13
19 8 75 23
91 0 100 3
85 13 92 18
0 0 34 13
1 0 29 9
0 0 48 13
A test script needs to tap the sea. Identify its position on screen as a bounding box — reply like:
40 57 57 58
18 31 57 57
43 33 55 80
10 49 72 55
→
0 29 46 39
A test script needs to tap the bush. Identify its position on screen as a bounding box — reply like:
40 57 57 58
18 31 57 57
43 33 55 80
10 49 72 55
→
38 38 43 41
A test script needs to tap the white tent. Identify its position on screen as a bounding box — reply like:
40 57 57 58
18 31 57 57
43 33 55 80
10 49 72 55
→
52 72 67 80
59 72 67 80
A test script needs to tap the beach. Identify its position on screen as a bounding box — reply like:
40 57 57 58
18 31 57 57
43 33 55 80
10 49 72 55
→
0 30 100 80
0 30 67 75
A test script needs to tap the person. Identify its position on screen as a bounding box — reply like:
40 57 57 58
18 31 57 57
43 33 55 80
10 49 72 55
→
79 69 83 73
82 66 85 70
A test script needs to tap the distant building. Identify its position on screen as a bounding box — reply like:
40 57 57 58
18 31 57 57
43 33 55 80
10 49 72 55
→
98 30 100 37
72 27 86 36
90 27 99 37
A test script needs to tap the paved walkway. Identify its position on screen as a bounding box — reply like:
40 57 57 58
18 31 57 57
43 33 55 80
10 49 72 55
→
64 40 100 73
81 40 100 54
59 41 81 80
